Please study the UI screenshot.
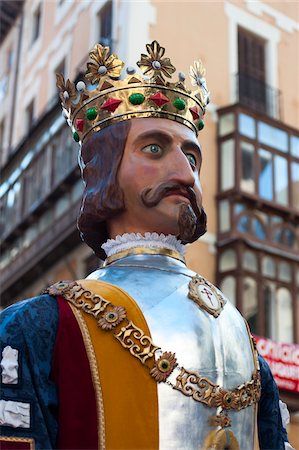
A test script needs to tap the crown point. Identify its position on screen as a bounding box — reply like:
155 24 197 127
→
86 107 98 121
173 98 186 111
76 81 86 92
178 72 186 82
149 92 170 107
128 76 142 84
75 118 84 132
98 65 108 76
63 91 69 100
99 80 114 91
189 106 200 120
101 98 123 113
126 66 136 75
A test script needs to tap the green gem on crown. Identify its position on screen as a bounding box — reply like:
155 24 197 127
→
86 107 98 121
173 98 186 110
73 131 80 142
129 93 145 105
198 119 204 131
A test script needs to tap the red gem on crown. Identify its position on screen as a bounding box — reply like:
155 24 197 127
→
149 92 170 107
75 118 84 132
189 106 200 120
101 98 123 113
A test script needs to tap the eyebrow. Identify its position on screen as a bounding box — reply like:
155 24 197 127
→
133 130 202 158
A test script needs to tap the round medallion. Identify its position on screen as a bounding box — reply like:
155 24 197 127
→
188 275 226 317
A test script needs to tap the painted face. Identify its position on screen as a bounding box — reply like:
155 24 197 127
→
107 118 203 240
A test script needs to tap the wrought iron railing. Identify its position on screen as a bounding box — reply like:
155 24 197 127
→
236 72 282 120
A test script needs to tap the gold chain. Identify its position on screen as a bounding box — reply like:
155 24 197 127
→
47 281 261 412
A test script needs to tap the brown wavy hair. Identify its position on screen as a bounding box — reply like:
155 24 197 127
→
77 121 131 260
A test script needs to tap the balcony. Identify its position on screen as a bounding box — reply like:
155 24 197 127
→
0 1 24 44
236 72 282 121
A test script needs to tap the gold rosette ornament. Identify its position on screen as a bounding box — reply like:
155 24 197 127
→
137 40 175 82
56 74 76 107
86 44 124 84
98 306 126 330
189 60 210 105
150 351 178 382
214 389 238 410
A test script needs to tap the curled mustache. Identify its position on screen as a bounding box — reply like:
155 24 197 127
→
140 182 206 243
141 181 192 207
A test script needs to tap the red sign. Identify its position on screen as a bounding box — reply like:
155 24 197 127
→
254 336 299 393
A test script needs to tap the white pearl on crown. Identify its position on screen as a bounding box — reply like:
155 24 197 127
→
152 60 161 70
98 65 108 75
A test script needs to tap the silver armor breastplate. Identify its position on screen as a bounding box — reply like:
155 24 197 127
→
88 253 257 449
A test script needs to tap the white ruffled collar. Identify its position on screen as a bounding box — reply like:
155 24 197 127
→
101 232 185 257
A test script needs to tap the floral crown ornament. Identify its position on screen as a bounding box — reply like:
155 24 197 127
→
56 41 210 145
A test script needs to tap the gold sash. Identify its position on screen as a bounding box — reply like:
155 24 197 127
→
72 279 159 450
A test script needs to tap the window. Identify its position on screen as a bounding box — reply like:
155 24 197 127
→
237 213 266 240
220 139 235 191
291 136 299 158
241 141 255 193
219 113 234 137
32 4 42 43
53 126 77 185
274 227 296 248
220 276 236 306
262 257 275 278
264 284 275 338
274 155 288 205
258 121 288 153
237 214 251 234
278 262 292 283
25 100 35 132
277 288 293 343
238 28 266 114
243 277 258 333
258 149 273 201
239 113 256 139
291 162 299 209
243 251 257 272
98 1 112 47
219 199 230 233
0 119 5 154
219 249 237 272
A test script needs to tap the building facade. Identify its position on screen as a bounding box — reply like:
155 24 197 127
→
0 0 298 445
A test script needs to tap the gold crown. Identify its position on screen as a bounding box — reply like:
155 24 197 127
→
56 41 210 144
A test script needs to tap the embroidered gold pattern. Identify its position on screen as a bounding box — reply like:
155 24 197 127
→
48 280 111 317
175 368 261 411
47 280 261 411
115 321 160 363
188 275 226 317
0 436 35 449
69 304 106 450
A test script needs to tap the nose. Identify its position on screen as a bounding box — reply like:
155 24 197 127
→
167 146 196 187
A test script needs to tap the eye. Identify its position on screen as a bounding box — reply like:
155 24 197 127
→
186 153 197 167
141 144 163 155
